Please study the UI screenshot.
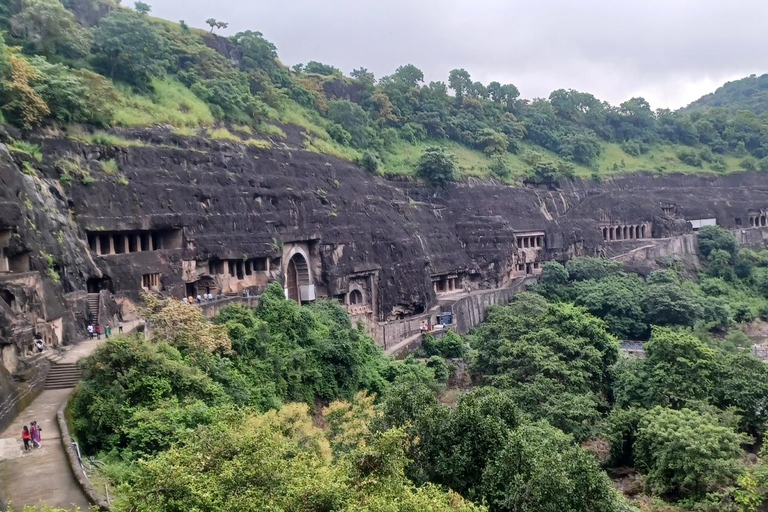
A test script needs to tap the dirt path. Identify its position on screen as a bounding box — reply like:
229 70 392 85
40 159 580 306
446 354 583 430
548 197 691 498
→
0 320 141 511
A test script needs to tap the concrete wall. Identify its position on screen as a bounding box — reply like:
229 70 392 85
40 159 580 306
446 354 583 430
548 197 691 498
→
450 278 535 335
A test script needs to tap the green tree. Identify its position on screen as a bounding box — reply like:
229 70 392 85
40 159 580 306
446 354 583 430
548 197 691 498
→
481 422 627 512
303 60 341 76
643 281 703 327
635 406 746 497
477 128 508 156
571 273 647 339
706 248 735 280
421 330 466 358
559 130 603 164
714 351 768 438
27 57 118 125
124 401 483 512
350 67 375 88
92 9 170 88
416 146 456 187
230 30 278 71
448 68 472 101
699 225 738 259
10 0 90 58
565 256 621 281
326 99 372 148
134 1 151 14
644 327 718 406
392 63 424 88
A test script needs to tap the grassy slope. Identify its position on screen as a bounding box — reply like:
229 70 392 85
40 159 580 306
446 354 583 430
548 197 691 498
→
95 73 751 182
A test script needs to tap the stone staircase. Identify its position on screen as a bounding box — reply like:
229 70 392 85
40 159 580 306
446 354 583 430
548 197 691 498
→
44 363 82 390
86 293 99 323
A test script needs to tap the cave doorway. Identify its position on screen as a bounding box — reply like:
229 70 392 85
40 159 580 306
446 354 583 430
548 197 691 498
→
87 276 113 293
0 289 15 309
286 253 310 303
349 289 363 305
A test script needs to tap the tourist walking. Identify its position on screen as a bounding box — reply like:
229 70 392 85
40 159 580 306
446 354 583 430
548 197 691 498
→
118 321 123 333
21 425 31 451
95 324 101 340
105 325 111 339
87 324 94 339
34 337 44 353
30 421 41 448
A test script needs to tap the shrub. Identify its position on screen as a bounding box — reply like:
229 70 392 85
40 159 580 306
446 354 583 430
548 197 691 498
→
421 331 466 359
489 156 511 179
741 157 759 172
621 140 650 156
416 146 456 187
677 149 703 167
358 151 379 173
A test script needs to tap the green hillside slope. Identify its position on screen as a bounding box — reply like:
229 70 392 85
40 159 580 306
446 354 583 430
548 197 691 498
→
685 73 768 115
0 0 767 184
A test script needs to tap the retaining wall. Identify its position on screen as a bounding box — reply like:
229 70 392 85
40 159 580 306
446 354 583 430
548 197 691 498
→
58 398 110 511
0 357 50 434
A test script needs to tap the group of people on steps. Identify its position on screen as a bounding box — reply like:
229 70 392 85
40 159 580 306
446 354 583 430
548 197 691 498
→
20 421 42 451
86 321 123 340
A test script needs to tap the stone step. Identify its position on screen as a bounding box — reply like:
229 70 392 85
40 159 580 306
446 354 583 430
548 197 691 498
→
44 362 83 389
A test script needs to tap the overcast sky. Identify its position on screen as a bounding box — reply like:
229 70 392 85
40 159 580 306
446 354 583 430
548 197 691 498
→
152 0 768 110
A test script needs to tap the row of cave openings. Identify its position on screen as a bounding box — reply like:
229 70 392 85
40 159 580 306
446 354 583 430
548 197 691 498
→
749 215 768 227
602 224 647 242
207 256 277 280
86 229 183 256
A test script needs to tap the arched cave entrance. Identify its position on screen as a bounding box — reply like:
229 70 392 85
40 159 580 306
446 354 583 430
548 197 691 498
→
349 289 363 305
286 253 310 303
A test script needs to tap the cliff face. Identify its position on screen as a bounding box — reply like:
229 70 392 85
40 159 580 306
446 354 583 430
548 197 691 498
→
2 126 768 358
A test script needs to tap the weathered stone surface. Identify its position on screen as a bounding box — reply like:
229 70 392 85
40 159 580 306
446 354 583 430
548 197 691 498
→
3 126 768 394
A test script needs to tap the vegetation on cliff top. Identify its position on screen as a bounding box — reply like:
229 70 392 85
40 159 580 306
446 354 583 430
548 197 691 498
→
1 0 768 183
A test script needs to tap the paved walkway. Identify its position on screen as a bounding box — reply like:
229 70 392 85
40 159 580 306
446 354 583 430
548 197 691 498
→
0 320 141 511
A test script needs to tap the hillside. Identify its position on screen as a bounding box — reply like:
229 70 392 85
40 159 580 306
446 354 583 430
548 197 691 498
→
0 0 767 185
685 73 768 115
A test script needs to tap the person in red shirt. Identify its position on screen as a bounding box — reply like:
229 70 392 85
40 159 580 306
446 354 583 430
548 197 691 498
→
21 425 31 451
95 324 101 340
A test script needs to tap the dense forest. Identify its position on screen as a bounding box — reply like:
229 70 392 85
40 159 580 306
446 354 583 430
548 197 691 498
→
2 0 768 183
50 227 768 512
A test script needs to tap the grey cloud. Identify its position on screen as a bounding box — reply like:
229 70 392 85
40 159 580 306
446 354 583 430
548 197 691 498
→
152 0 768 108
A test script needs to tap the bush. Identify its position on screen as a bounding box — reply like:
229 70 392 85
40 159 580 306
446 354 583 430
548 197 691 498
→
677 149 703 167
621 140 650 156
699 225 737 259
565 257 621 281
358 151 379 173
421 331 466 359
416 146 456 187
741 157 759 172
635 406 746 497
489 155 511 179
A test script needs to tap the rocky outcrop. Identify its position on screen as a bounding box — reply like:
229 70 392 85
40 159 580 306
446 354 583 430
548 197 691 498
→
2 125 768 382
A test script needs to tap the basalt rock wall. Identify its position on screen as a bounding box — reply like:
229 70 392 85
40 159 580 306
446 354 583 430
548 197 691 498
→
2 127 768 353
